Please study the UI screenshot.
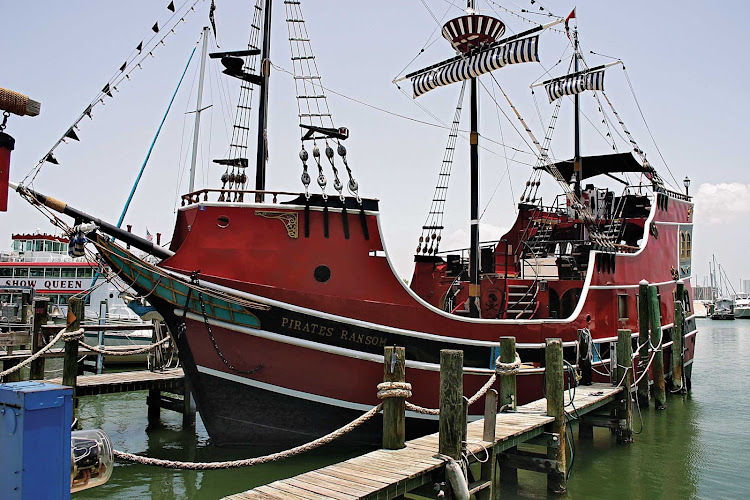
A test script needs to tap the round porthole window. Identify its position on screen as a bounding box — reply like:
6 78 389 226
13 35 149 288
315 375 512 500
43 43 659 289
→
314 265 331 283
217 216 230 228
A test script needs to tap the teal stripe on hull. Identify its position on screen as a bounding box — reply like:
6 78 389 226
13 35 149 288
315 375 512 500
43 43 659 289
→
106 244 261 330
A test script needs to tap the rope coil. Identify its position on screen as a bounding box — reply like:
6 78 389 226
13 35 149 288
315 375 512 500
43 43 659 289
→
495 353 522 375
377 381 413 400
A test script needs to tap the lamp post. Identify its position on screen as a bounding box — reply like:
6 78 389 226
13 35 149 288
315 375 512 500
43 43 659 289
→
683 176 691 196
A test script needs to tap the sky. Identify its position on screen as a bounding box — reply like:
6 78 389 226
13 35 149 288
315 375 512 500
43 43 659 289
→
1 0 749 289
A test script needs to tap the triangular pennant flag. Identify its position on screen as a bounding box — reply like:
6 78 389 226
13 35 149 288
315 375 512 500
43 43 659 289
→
119 61 127 72
65 128 80 141
136 41 143 52
152 22 159 33
84 105 93 119
167 1 175 12
102 83 112 97
45 153 59 165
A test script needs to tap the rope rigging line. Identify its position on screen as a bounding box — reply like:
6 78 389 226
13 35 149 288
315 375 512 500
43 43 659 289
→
417 81 466 257
218 0 265 202
286 0 359 202
22 0 204 186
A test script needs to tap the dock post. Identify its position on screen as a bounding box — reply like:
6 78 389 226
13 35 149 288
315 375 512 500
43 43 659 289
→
648 285 667 409
30 297 49 380
382 346 406 450
498 337 519 490
577 329 592 386
616 329 634 444
147 389 161 425
96 300 107 375
439 349 464 460
672 280 685 392
545 338 566 494
63 296 84 425
476 389 497 500
183 378 197 430
637 280 651 407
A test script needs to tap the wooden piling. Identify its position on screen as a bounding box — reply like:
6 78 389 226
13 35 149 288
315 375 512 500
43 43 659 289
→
637 280 651 407
672 299 684 392
648 285 667 409
477 389 497 500
30 297 49 380
498 337 519 490
183 378 197 430
63 296 84 423
545 338 566 494
616 329 634 444
382 346 406 450
147 388 161 425
577 329 592 386
439 349 464 460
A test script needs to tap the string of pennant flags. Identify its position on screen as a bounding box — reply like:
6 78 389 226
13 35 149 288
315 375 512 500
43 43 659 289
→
23 0 205 184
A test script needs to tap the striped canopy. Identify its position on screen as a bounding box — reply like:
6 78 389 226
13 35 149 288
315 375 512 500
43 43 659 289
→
545 70 605 102
411 36 539 98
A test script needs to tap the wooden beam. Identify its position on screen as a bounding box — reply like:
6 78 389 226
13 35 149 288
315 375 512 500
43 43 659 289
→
637 280 651 407
439 349 464 460
616 329 634 443
648 285 667 409
545 338 566 494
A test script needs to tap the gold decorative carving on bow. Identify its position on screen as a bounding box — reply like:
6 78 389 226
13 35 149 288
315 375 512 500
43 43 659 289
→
255 211 299 239
686 205 693 222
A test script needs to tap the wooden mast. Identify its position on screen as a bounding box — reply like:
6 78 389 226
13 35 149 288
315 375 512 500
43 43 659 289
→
468 0 481 318
255 0 273 202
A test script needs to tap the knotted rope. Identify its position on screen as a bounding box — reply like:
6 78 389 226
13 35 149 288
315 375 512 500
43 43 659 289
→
0 327 83 380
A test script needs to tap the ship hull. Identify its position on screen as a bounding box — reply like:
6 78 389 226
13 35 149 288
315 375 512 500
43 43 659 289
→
93 187 698 449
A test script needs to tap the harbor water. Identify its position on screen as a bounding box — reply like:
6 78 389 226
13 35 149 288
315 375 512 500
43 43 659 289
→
74 318 749 499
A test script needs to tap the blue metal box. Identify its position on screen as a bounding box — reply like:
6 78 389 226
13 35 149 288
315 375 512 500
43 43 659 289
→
0 381 73 500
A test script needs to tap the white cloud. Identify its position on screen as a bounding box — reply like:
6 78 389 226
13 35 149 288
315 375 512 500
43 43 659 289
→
693 183 750 224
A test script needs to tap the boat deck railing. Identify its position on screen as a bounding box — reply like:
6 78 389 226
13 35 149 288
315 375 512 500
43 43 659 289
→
181 189 302 206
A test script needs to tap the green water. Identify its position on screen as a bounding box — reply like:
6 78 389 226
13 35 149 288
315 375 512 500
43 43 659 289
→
74 319 749 499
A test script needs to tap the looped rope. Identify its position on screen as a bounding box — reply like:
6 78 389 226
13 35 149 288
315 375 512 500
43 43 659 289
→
62 331 85 342
76 335 171 356
0 327 83 380
377 381 413 400
495 353 522 376
113 403 383 469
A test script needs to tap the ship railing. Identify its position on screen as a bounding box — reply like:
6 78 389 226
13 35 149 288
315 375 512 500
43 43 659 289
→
181 189 303 206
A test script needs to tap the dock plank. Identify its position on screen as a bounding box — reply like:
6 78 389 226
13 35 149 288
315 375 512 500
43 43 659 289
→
224 383 622 500
46 368 184 396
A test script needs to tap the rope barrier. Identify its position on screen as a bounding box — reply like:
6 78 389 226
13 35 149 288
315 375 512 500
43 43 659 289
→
76 336 171 356
0 327 83 380
113 403 383 469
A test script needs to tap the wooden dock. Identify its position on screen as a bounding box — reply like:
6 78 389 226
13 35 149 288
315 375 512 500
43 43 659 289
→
226 383 623 500
46 368 184 397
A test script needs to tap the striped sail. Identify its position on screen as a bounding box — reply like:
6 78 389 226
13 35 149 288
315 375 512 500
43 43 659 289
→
412 36 539 98
545 70 605 102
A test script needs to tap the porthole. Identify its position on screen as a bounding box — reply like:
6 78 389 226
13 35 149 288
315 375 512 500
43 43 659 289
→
314 265 331 283
217 216 230 228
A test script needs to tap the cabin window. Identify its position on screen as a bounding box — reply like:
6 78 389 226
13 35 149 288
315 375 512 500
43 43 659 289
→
617 295 629 320
217 216 230 228
61 268 77 278
0 268 11 277
25 241 33 251
314 265 331 283
12 240 21 251
13 268 28 277
53 242 61 252
77 268 93 278
30 268 45 277
34 240 44 252
0 293 10 303
45 268 61 278
685 233 692 258
43 241 52 251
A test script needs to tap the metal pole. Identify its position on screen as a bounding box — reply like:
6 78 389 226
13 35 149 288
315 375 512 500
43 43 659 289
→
188 27 210 193
255 0 273 201
573 30 582 199
467 0 480 318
